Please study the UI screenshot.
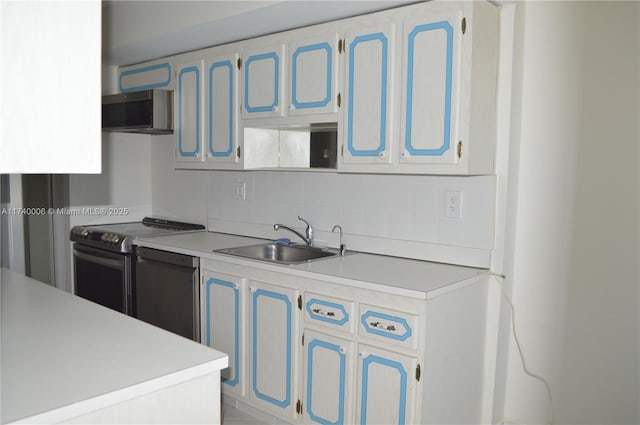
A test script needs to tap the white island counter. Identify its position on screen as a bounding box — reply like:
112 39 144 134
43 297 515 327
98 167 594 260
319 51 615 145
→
1 268 228 424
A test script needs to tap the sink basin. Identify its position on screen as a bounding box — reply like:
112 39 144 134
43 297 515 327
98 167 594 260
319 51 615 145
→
215 243 337 265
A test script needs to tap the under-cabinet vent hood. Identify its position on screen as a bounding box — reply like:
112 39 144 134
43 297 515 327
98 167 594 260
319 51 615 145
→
102 89 173 135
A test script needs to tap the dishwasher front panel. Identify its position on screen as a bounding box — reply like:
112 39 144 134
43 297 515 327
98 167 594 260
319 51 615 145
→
134 247 200 341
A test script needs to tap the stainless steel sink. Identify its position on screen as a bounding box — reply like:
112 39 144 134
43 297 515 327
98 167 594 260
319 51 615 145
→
214 243 337 265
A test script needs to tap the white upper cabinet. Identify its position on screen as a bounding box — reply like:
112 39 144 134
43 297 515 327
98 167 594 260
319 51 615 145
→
204 53 240 165
340 1 499 174
175 60 203 163
118 58 174 93
400 9 462 166
341 23 396 166
288 34 340 116
241 45 287 120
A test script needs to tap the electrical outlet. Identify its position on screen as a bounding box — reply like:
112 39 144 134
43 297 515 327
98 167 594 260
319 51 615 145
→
445 191 463 218
232 181 246 200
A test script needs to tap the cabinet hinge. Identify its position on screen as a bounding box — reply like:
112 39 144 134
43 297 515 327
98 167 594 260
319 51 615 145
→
297 295 302 310
237 57 242 70
457 141 463 159
302 333 305 346
237 146 241 159
337 93 341 108
341 144 344 157
461 17 467 34
416 364 421 381
296 399 302 415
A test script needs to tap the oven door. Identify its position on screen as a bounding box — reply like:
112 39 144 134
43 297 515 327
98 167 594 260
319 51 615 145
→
73 244 132 315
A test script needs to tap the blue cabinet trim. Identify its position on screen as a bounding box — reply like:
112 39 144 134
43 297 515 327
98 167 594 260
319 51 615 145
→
292 42 332 109
405 21 454 157
252 289 292 408
347 33 388 157
178 66 200 157
206 277 239 387
119 62 172 93
360 355 407 425
244 52 280 113
306 298 349 326
306 339 346 425
360 310 412 341
208 60 234 157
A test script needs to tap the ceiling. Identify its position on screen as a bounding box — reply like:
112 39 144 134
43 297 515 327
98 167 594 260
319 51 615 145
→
102 0 418 67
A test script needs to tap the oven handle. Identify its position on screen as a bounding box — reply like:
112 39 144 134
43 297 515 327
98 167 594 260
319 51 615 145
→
73 248 125 270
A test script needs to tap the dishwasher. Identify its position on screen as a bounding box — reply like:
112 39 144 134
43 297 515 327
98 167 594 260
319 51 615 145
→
134 246 200 342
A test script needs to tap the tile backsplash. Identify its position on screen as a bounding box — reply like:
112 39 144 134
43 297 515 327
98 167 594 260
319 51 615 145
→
207 170 496 267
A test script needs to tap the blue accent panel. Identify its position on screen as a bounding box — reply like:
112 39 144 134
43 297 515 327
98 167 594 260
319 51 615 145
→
306 298 349 326
208 60 234 157
205 277 240 387
306 339 346 425
360 311 412 341
360 355 408 425
119 62 171 92
405 21 454 157
244 52 280 113
292 42 332 109
178 66 200 157
252 289 292 408
347 33 388 157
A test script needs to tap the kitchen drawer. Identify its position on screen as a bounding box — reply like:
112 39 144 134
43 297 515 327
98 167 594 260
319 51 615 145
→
304 293 355 334
358 304 419 349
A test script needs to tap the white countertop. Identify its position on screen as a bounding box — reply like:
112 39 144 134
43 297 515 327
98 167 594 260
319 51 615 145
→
134 231 486 300
1 268 228 424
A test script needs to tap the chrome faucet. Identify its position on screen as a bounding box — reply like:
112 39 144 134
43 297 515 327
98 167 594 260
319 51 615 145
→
274 216 314 247
332 224 346 256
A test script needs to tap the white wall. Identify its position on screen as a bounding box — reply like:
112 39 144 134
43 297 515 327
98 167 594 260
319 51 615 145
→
150 135 208 225
495 2 640 424
206 170 496 267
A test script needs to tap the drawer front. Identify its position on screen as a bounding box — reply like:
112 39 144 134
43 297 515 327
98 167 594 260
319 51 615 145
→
305 293 355 333
119 60 174 93
359 304 418 349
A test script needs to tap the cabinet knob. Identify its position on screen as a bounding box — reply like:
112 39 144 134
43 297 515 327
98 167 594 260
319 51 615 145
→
358 351 367 359
401 150 409 159
339 346 346 354
378 151 385 159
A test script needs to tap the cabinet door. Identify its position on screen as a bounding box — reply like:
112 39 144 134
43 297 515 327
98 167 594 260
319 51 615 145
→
356 345 418 425
249 280 300 419
241 45 286 119
342 24 396 165
175 60 203 162
204 54 239 164
202 271 245 397
304 330 354 425
119 59 173 92
399 9 462 165
288 34 339 116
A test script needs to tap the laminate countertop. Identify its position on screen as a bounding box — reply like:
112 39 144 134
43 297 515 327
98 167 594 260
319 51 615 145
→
134 231 487 300
0 268 227 424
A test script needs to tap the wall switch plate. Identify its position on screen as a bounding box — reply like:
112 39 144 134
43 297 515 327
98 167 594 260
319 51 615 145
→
445 191 463 218
232 181 246 200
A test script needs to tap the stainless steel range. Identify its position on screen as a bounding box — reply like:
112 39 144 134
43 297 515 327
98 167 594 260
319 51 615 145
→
71 217 204 316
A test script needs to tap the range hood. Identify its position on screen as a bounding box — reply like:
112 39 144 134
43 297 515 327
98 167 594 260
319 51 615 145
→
102 89 173 135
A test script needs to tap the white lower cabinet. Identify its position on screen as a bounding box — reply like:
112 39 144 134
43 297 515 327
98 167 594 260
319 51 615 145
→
303 330 355 425
356 344 418 425
201 259 488 425
201 270 246 398
248 279 300 419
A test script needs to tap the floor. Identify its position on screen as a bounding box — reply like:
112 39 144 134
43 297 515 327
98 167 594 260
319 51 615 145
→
221 403 270 425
